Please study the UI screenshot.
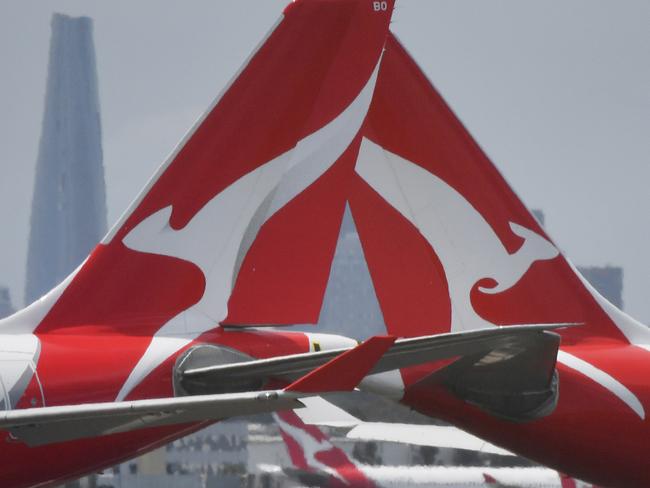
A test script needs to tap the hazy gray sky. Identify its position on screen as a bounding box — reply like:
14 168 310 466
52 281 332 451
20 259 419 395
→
1 1 648 322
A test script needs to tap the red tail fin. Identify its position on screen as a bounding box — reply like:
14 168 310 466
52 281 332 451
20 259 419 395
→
9 0 646 407
559 473 578 488
274 409 376 488
23 0 394 337
482 473 498 484
347 32 649 346
3 0 396 402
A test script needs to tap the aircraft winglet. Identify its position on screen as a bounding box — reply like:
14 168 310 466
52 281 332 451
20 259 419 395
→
285 335 396 393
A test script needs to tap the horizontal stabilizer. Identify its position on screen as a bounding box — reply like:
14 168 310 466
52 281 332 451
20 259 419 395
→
0 336 395 446
180 324 570 395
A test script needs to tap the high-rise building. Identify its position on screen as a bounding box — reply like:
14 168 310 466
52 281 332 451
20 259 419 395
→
281 204 387 341
24 13 107 305
313 204 387 340
531 209 545 227
0 287 15 319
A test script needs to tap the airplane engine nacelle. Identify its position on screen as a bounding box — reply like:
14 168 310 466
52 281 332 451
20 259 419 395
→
173 344 261 396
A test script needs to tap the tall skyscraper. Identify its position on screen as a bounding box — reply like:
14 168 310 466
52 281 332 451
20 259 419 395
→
315 204 387 340
25 14 107 305
577 266 624 310
283 204 387 341
531 209 546 227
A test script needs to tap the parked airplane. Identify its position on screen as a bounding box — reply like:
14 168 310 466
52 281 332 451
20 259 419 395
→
346 27 650 488
268 409 597 488
0 1 560 486
0 0 645 487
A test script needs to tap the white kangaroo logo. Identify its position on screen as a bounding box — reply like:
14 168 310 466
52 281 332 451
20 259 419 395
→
356 137 647 420
355 137 559 332
116 60 382 400
273 412 348 484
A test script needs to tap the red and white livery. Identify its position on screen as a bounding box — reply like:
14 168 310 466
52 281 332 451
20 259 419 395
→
0 1 646 487
271 409 598 488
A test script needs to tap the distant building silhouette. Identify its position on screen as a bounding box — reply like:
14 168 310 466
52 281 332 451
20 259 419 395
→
285 204 387 341
316 204 387 340
577 266 624 309
0 287 15 319
531 209 545 227
25 14 107 305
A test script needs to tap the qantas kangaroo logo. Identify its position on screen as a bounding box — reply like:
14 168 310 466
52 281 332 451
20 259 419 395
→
116 60 382 400
274 411 376 488
355 137 645 419
275 412 349 484
355 137 559 333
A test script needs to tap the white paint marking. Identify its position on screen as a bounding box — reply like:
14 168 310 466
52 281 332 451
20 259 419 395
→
557 350 644 419
355 138 558 333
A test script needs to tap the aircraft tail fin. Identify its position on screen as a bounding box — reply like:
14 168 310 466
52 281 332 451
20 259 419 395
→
2 0 396 338
274 408 377 488
347 32 650 347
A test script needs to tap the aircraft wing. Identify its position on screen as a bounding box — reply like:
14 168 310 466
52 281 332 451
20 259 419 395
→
0 391 302 447
180 324 570 394
4 325 566 447
0 336 396 447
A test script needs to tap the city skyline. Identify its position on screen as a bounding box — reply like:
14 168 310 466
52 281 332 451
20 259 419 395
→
24 13 107 305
